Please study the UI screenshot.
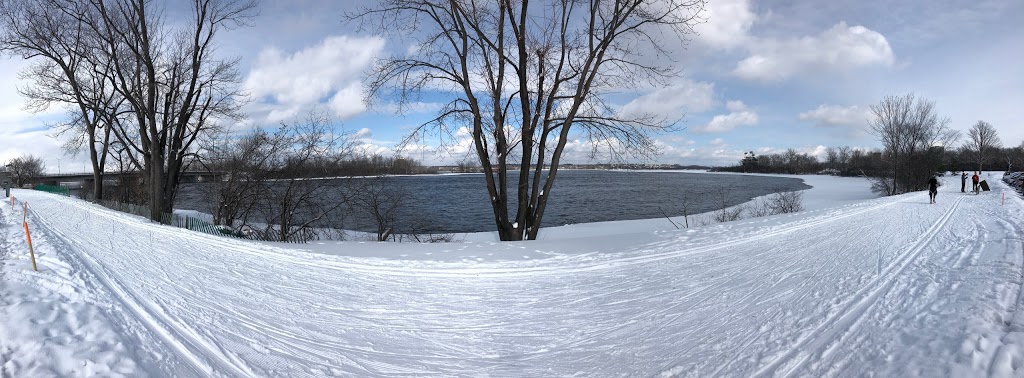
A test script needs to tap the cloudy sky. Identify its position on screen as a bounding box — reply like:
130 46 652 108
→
2 0 1022 172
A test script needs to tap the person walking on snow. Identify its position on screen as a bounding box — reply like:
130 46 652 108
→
972 172 980 194
928 176 939 204
961 172 968 193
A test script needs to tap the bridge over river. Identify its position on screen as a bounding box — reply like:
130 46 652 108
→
24 171 223 198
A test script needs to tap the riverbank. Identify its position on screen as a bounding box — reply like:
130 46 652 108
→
294 172 876 246
175 169 810 235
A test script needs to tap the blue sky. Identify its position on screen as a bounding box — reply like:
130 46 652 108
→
2 0 1022 172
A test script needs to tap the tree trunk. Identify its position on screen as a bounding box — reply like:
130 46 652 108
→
89 133 104 202
148 150 163 222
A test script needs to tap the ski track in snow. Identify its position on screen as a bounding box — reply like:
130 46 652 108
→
3 177 1024 377
0 197 173 376
23 201 249 377
754 196 965 377
0 203 10 378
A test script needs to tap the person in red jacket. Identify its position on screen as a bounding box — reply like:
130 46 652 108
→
972 172 980 194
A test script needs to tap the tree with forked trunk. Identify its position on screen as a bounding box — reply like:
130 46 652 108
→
0 0 121 201
1 0 256 221
90 0 256 221
351 0 706 240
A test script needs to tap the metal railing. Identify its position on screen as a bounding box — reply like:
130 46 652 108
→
33 184 71 196
96 199 314 243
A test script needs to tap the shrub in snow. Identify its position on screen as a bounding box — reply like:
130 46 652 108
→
768 191 804 214
713 205 744 223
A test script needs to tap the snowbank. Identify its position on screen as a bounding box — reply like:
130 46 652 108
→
3 173 1024 377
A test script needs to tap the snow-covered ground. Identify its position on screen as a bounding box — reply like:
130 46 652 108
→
2 172 1024 377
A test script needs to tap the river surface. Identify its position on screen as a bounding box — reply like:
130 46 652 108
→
176 170 810 234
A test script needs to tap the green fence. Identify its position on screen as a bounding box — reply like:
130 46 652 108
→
96 199 313 243
34 184 70 196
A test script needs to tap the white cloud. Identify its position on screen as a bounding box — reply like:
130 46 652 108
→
747 145 833 163
725 100 746 112
353 127 372 140
701 112 758 133
619 79 716 118
693 101 759 133
380 101 446 115
734 22 895 82
0 124 83 173
353 142 392 157
0 59 32 124
691 0 895 82
809 144 828 159
798 104 872 128
693 0 756 49
243 35 385 121
657 137 761 167
0 58 89 173
327 83 367 120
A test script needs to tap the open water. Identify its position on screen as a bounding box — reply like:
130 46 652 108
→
176 170 810 234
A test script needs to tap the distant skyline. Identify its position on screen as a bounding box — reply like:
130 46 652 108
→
2 0 1022 173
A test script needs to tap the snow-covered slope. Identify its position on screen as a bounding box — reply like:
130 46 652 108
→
3 174 1024 377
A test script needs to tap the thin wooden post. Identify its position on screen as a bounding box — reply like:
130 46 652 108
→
23 202 37 272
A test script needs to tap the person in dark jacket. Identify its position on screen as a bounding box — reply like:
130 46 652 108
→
928 176 939 204
961 172 967 193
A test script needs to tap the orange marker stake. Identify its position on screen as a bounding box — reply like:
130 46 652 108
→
22 202 37 271
24 221 37 272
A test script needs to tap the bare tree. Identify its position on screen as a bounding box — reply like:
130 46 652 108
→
1012 140 1024 172
5 155 46 186
768 191 803 214
352 0 706 240
746 198 772 218
107 140 144 202
747 190 803 218
0 0 122 201
711 186 744 223
88 0 256 221
253 113 356 242
837 146 851 174
198 128 283 228
353 175 407 241
2 0 256 216
965 120 1001 172
824 147 838 172
868 94 959 195
677 191 697 228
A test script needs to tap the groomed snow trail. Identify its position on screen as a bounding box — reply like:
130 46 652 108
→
0 196 187 376
7 181 1024 377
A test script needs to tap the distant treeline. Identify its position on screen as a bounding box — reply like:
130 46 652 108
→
712 147 886 176
304 155 438 177
714 144 1024 192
